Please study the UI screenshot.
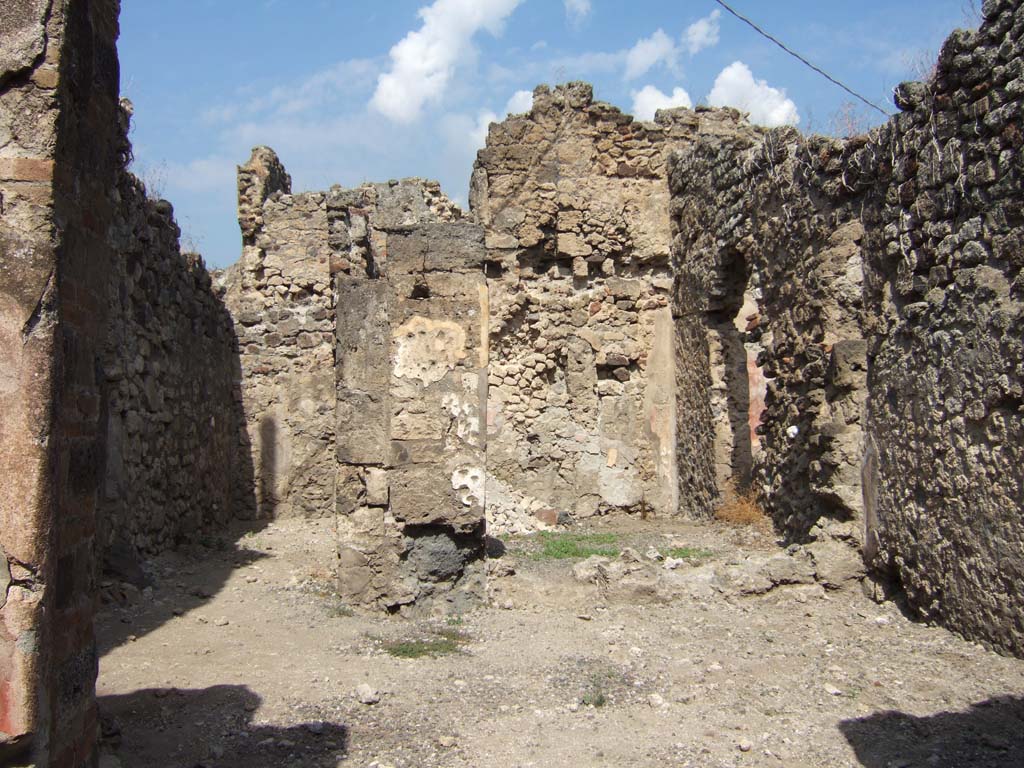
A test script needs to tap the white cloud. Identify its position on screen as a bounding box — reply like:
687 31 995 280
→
624 29 679 80
371 0 524 123
267 59 378 115
204 59 378 125
471 110 499 148
684 9 721 55
707 61 800 127
631 84 692 121
200 105 239 126
460 91 532 152
564 0 591 24
505 89 534 115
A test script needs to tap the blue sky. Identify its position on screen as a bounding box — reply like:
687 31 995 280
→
119 0 979 268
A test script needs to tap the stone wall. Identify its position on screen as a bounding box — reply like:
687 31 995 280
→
668 127 870 552
0 0 121 764
862 0 1024 655
472 83 754 531
668 0 1024 655
223 148 335 520
100 113 248 559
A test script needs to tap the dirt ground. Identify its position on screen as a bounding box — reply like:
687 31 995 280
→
96 517 1024 768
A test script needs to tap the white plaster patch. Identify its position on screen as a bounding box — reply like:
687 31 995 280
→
441 392 480 441
451 466 485 508
393 315 467 385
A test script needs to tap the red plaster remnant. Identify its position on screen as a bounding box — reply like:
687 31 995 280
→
747 349 766 451
0 158 55 182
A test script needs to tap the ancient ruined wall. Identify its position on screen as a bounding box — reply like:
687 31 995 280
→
669 128 870 549
668 0 1024 655
862 0 1024 655
0 0 121 764
100 117 246 559
472 83 751 531
333 180 487 614
224 148 335 520
224 157 486 612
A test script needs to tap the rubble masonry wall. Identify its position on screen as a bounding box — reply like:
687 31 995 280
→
224 148 336 521
862 0 1024 656
668 126 869 554
100 112 248 560
669 0 1024 655
471 83 758 531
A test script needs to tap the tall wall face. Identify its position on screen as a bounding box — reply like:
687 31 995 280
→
669 129 870 547
333 181 487 613
668 0 1024 655
101 143 246 559
862 0 1024 655
225 148 335 520
472 83 750 531
0 0 121 764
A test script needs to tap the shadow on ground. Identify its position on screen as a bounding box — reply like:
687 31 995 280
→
839 695 1024 768
97 531 271 655
100 684 349 768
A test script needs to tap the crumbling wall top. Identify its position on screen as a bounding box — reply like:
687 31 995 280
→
237 146 292 242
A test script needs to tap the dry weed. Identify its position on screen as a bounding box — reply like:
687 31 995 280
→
715 482 770 529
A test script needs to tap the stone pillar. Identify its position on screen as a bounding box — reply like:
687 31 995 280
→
333 181 487 613
0 0 121 764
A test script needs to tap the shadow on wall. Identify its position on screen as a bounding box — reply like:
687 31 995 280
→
259 414 278 518
715 317 754 488
839 696 1024 768
708 245 755 494
99 685 349 767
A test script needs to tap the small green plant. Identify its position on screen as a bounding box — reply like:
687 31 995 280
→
382 628 469 659
384 638 460 658
581 684 608 707
530 532 620 560
664 546 713 560
325 601 354 618
445 616 464 627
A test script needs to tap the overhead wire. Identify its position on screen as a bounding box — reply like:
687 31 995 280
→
711 0 893 117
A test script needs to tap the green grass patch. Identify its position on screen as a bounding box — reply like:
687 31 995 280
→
325 601 354 618
529 531 621 560
664 546 713 560
580 668 619 707
581 686 608 707
382 628 469 659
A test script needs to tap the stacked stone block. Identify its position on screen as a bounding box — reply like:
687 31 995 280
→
333 181 487 613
